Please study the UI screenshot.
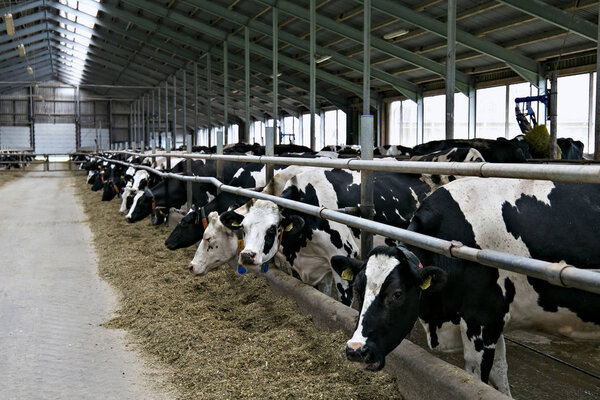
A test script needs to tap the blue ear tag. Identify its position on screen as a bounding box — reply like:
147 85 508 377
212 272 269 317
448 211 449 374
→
151 216 156 224
261 263 269 273
237 265 247 275
117 193 121 199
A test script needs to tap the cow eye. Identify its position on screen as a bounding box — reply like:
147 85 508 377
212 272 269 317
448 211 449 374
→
392 289 403 301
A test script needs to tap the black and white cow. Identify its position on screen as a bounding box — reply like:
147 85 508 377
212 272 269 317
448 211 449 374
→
413 138 528 163
374 145 412 157
557 138 584 160
336 177 600 396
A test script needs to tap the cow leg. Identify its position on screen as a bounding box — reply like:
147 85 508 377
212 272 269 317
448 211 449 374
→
488 334 511 397
460 319 511 397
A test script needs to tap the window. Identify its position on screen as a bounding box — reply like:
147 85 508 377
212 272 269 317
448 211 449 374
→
423 95 445 143
301 113 321 149
557 74 590 151
476 86 506 139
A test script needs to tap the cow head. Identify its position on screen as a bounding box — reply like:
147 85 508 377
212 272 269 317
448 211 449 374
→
220 200 304 267
119 186 135 214
189 211 238 276
125 189 155 223
91 172 105 191
165 205 206 250
338 246 446 371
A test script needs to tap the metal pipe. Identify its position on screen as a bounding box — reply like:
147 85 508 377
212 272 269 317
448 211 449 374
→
129 103 133 149
194 62 198 147
595 2 600 160
158 87 161 148
97 155 600 296
107 150 600 184
417 91 424 144
152 91 155 148
207 53 212 147
361 0 374 260
269 5 278 181
165 81 169 147
186 134 192 210
173 75 177 150
183 70 187 148
549 72 558 160
310 0 316 151
224 40 229 146
468 83 476 139
445 0 456 140
245 27 251 144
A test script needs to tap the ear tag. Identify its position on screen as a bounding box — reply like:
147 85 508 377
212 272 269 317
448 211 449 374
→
200 207 208 229
261 263 269 273
231 221 240 227
151 216 156 224
420 275 432 290
237 239 245 253
237 265 247 275
341 268 354 281
284 222 293 232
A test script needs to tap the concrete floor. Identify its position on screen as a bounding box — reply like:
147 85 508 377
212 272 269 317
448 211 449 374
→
0 170 166 400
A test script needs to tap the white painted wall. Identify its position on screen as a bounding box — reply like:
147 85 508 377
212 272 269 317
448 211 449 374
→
34 123 76 154
0 126 30 149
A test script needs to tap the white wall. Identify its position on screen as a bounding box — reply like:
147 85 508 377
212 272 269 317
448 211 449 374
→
0 126 30 149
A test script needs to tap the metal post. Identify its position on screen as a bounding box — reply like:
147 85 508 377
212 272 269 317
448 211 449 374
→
417 90 424 144
588 73 594 152
320 110 326 148
152 91 155 149
76 86 81 151
183 70 187 149
310 0 316 150
595 3 600 160
468 83 476 139
245 27 251 144
28 86 34 150
504 84 510 139
142 96 146 147
549 72 558 160
217 127 224 181
108 100 113 148
173 75 177 149
207 53 212 148
268 6 278 182
158 87 162 148
186 134 193 210
165 81 169 147
129 104 133 149
361 0 374 260
224 40 229 146
445 0 456 140
194 62 198 147
136 99 140 148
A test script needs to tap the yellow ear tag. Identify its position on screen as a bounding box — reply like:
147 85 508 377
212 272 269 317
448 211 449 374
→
420 275 432 290
237 239 244 252
341 268 354 281
231 221 240 227
284 222 293 232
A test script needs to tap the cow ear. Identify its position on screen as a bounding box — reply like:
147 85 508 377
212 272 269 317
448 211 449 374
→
414 266 447 292
281 215 304 235
220 210 244 230
331 255 364 283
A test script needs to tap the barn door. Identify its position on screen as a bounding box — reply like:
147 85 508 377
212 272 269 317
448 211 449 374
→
34 123 76 154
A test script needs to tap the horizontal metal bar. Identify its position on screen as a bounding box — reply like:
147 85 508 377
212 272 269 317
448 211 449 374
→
97 155 600 295
107 150 600 184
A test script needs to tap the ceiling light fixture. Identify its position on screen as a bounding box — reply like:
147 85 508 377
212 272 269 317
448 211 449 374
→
383 29 409 40
18 44 26 57
315 55 332 64
27 66 33 75
4 13 15 35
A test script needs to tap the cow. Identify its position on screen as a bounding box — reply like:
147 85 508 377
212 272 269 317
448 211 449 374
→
187 165 317 276
375 145 412 157
335 177 600 396
412 138 528 163
557 138 584 160
218 149 485 303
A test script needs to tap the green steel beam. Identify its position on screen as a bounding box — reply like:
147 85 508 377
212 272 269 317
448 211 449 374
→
182 0 418 100
0 0 44 15
498 0 597 42
254 0 470 93
362 0 542 86
0 40 48 65
50 2 346 109
0 22 47 45
122 0 374 103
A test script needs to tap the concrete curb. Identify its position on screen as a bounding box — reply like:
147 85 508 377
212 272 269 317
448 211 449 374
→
264 268 509 400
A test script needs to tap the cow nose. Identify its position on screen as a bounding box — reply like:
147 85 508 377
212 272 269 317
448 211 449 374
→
240 250 256 264
189 264 194 273
125 216 132 223
345 343 370 362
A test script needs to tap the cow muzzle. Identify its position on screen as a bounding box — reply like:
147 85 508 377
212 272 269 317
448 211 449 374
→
239 250 257 266
345 343 383 371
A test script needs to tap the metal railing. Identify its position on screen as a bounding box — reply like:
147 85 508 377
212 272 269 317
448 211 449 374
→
0 153 90 172
96 153 600 296
107 150 600 184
